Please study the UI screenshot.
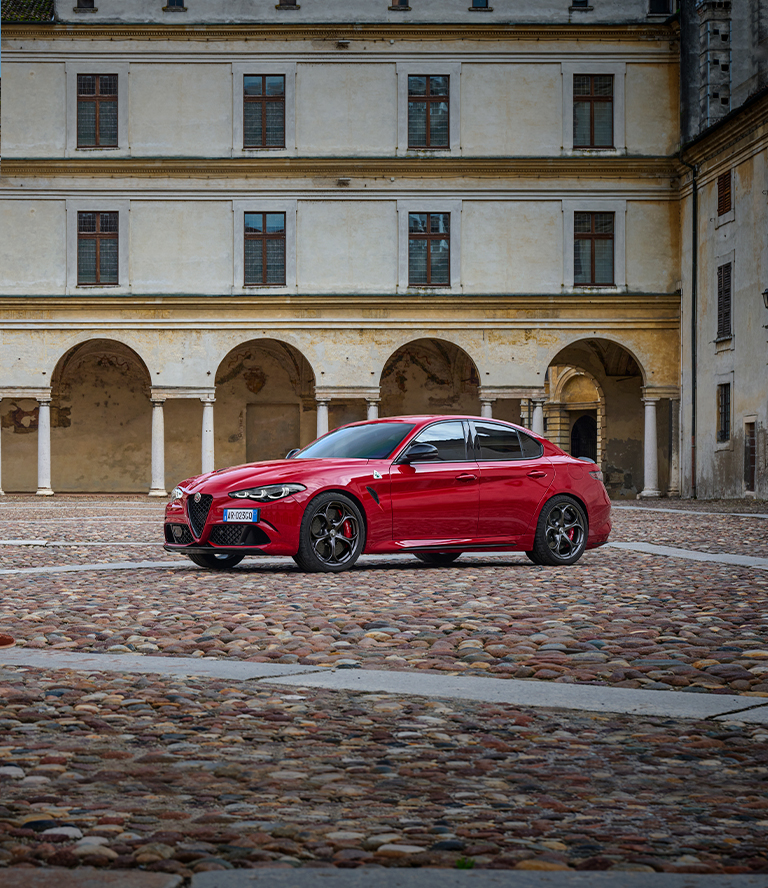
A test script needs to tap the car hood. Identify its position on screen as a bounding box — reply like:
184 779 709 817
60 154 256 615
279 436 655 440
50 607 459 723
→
184 458 372 494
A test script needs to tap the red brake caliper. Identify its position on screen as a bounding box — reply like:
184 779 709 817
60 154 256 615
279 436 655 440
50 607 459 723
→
342 520 353 539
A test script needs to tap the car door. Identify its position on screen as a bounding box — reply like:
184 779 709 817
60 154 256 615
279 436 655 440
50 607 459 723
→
390 420 479 543
471 420 553 541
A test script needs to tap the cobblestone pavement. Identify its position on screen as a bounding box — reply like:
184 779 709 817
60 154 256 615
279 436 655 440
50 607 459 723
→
0 497 767 876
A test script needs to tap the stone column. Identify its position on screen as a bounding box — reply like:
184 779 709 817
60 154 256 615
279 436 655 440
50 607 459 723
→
366 399 379 421
668 398 681 497
201 398 215 474
149 398 167 497
480 400 494 419
36 399 54 496
316 399 330 437
639 397 660 498
532 399 546 437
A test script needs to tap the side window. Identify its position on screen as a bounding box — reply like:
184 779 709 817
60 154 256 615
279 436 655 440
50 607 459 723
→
473 422 523 461
519 431 544 459
414 421 467 461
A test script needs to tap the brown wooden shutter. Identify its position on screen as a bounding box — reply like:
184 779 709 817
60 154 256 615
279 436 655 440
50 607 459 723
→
717 262 732 338
717 171 731 216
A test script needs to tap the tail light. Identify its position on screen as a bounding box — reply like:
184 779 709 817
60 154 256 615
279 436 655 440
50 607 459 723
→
588 468 604 483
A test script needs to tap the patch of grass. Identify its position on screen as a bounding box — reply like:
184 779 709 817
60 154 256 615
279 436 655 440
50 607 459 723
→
456 856 476 869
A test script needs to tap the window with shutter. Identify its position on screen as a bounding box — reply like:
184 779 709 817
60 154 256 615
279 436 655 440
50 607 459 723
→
717 262 732 338
717 384 731 443
717 171 732 216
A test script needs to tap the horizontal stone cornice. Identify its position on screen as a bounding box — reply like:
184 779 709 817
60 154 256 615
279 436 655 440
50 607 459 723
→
2 22 674 43
1 156 678 180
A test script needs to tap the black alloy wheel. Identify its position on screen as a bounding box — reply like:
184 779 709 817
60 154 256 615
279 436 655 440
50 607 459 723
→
293 492 365 573
414 552 462 565
187 553 245 570
527 495 588 566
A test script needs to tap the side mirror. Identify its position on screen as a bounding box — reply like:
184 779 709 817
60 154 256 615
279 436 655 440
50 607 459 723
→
285 448 300 459
399 442 440 463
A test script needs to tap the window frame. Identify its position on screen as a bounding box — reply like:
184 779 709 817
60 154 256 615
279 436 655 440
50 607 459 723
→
561 62 626 155
76 211 119 286
397 62 461 157
233 199 297 293
243 211 287 287
242 74 287 150
66 62 129 157
65 199 130 294
715 169 735 227
232 63 296 158
407 75 451 150
562 199 626 291
76 74 119 149
397 199 462 293
716 261 732 340
572 74 614 149
716 382 731 444
410 420 471 462
407 212 452 288
573 211 615 287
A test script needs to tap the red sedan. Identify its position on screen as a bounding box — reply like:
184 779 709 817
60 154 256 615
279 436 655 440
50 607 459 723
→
164 416 611 572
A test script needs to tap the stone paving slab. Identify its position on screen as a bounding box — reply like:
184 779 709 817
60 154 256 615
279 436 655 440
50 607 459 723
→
261 666 768 723
0 560 193 576
613 505 768 520
1 868 182 887
608 542 768 570
192 871 768 888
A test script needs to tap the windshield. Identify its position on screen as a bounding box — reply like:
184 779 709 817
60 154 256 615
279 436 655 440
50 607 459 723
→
296 422 415 460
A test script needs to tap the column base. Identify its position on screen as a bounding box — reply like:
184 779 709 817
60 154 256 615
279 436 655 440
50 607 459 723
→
666 490 681 499
637 489 660 499
36 488 54 497
148 488 168 497
0 490 5 496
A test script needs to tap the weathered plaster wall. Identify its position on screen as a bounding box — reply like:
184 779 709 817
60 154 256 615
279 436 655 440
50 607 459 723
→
0 400 40 493
0 63 65 159
626 201 680 293
0 201 65 295
625 64 680 156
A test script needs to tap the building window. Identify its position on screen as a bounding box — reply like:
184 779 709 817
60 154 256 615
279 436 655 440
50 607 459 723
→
77 212 118 286
745 422 756 491
717 171 732 216
574 212 614 285
717 383 731 442
244 213 286 286
648 0 671 13
76 0 96 7
390 0 410 6
77 75 118 148
277 0 298 6
408 76 449 149
573 75 613 148
470 0 490 6
163 0 186 8
717 262 732 338
243 76 285 149
408 213 450 286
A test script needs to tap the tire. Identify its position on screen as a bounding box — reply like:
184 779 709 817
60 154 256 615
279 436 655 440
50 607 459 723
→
414 552 462 565
292 492 365 573
187 553 245 570
529 495 588 566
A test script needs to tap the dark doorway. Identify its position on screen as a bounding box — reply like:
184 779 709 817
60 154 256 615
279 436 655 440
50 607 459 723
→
571 414 598 462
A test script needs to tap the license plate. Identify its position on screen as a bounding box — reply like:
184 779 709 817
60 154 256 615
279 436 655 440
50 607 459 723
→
223 509 259 523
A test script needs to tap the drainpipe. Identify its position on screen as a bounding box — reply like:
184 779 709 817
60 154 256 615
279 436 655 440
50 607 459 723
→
679 153 698 498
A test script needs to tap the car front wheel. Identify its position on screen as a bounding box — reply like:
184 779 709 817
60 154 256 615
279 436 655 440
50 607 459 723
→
529 496 588 566
187 553 245 570
293 492 365 573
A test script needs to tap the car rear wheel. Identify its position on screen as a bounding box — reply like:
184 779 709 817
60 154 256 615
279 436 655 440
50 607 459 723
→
529 496 588 566
414 552 461 565
187 553 245 570
293 492 365 573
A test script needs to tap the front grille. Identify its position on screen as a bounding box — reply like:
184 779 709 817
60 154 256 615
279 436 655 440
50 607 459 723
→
209 524 271 547
165 524 193 545
187 494 213 538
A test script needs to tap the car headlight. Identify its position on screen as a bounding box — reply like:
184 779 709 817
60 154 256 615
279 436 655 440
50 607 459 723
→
229 483 306 502
170 486 184 503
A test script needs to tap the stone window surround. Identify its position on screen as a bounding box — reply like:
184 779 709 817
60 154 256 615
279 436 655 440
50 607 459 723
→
65 199 131 295
715 370 734 452
561 61 626 155
562 199 626 291
232 199 298 294
396 62 461 157
232 62 297 158
65 62 130 158
396 198 462 294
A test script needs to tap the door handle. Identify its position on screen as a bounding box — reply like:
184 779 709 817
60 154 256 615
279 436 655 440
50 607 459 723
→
527 470 548 478
456 473 477 482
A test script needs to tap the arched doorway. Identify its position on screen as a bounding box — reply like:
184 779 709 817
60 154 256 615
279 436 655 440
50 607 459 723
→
380 338 480 416
545 338 664 498
571 415 598 462
50 339 152 492
214 339 316 465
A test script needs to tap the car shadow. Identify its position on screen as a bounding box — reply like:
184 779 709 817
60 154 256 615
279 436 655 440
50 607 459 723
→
218 557 532 574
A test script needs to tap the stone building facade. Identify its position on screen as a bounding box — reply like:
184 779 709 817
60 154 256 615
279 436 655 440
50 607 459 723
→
0 0 755 500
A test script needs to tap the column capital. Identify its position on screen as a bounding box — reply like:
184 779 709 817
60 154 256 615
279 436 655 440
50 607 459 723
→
642 385 679 400
641 395 661 405
150 396 167 405
200 396 216 404
0 387 53 401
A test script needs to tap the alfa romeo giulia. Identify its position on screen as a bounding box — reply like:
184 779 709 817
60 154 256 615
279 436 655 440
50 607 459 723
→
164 415 611 572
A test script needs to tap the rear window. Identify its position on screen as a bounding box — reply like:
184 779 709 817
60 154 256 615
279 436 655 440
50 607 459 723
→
473 422 523 461
519 432 544 458
296 422 415 460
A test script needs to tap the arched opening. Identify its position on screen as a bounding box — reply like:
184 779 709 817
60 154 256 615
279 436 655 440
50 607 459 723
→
214 339 316 465
545 338 664 498
50 339 152 492
380 338 480 417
